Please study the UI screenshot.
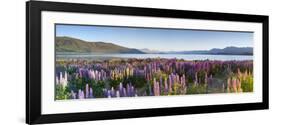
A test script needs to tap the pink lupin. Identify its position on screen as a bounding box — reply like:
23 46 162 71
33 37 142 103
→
227 78 231 93
232 77 237 92
204 72 208 84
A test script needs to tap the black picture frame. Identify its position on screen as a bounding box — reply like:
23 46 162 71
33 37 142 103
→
26 1 269 124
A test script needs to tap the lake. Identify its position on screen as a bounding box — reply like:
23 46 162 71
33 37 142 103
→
56 53 253 61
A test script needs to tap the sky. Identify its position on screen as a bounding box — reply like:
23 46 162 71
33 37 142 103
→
56 24 253 51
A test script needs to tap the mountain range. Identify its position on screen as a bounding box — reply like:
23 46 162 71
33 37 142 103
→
166 47 253 55
56 36 253 55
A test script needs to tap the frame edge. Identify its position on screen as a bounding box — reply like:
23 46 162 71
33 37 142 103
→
26 1 30 124
26 1 269 124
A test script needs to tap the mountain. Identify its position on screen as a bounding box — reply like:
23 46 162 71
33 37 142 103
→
56 37 144 54
140 48 164 54
167 50 208 54
168 47 253 55
208 46 253 55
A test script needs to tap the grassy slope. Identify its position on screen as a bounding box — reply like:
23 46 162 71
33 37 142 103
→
56 36 144 53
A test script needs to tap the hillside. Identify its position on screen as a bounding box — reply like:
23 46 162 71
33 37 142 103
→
55 37 144 53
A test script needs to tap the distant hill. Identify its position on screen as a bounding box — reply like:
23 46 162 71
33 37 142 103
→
166 46 253 55
208 46 253 55
140 48 164 54
56 37 144 54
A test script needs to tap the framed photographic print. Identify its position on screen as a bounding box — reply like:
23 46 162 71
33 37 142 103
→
26 1 269 124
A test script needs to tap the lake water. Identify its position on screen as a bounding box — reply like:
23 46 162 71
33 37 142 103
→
56 53 253 61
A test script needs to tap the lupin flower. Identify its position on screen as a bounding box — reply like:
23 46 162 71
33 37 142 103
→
153 79 160 96
232 77 237 92
131 86 135 96
56 71 68 87
71 90 76 99
237 79 243 92
164 78 168 94
227 78 231 93
56 58 253 99
85 84 89 98
103 88 107 97
89 87 93 98
195 72 198 85
119 82 123 97
116 90 120 98
222 83 225 93
168 75 173 93
78 89 85 99
107 90 111 98
126 84 131 97
204 72 208 84
159 76 162 93
55 76 59 85
111 87 115 97
123 88 127 97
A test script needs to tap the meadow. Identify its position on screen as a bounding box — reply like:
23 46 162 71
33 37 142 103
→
55 58 253 100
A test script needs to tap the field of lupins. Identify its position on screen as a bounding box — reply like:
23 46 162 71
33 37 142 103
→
55 58 253 100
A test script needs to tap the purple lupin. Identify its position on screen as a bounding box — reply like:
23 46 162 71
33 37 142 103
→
78 89 85 99
168 75 173 93
204 72 208 85
164 77 168 94
123 88 127 97
89 87 93 98
159 76 162 94
127 84 131 97
116 90 120 98
119 82 123 97
107 90 111 98
85 84 89 98
111 87 115 97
